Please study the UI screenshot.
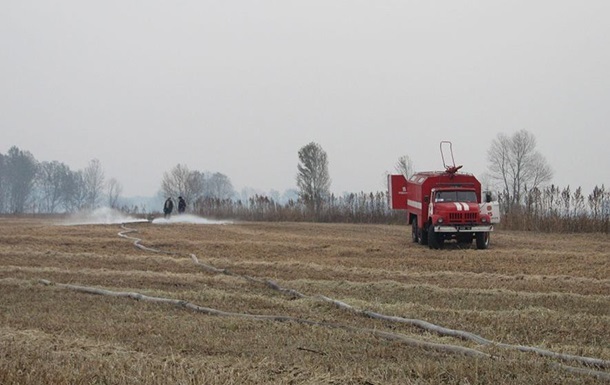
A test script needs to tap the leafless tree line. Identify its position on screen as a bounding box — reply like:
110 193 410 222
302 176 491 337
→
191 133 607 233
4 138 608 233
191 185 608 233
0 146 113 214
0 147 237 215
194 192 416 224
485 130 609 232
499 184 610 233
159 164 235 212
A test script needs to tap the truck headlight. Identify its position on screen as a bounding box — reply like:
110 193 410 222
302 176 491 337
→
436 217 444 224
481 216 488 223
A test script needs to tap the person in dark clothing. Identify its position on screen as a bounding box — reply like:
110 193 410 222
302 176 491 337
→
178 196 186 214
163 197 174 219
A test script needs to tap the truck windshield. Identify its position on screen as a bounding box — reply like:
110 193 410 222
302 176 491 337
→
435 191 477 203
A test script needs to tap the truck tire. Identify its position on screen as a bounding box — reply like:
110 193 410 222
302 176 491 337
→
428 226 443 249
475 232 489 250
411 220 419 243
418 226 428 246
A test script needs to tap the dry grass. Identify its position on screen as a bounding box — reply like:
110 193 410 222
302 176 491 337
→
0 217 609 384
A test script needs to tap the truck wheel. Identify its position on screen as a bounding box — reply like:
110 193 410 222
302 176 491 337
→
418 226 428 246
411 221 419 243
428 226 443 249
475 232 490 250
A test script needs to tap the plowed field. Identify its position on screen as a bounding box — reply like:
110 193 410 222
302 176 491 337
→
1 217 608 384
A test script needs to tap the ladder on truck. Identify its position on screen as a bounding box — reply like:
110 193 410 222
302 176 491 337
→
440 141 462 174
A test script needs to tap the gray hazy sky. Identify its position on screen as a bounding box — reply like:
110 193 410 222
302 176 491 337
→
2 1 609 196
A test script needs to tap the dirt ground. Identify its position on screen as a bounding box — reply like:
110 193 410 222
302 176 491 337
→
0 216 608 384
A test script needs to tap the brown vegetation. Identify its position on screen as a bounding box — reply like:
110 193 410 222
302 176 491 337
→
191 186 610 233
0 217 609 384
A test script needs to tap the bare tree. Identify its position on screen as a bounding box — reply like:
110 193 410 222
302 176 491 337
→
36 161 71 213
161 164 203 205
5 146 38 213
61 170 88 212
588 185 606 220
394 155 414 179
296 142 331 218
204 172 235 199
107 178 123 209
487 130 553 211
83 159 105 209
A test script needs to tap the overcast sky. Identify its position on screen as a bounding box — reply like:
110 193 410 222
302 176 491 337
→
2 1 609 197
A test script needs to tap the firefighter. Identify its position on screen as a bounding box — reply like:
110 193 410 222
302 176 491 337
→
178 196 186 214
163 197 174 219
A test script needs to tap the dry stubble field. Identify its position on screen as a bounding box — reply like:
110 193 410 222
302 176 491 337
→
0 216 609 384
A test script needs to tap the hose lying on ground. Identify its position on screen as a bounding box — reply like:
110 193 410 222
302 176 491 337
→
37 278 489 359
117 224 610 375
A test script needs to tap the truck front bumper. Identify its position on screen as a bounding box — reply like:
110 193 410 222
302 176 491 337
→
434 225 494 233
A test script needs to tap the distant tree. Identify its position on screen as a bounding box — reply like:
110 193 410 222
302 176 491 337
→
0 153 6 213
268 189 281 203
487 130 553 212
161 164 203 205
588 185 606 220
204 172 235 199
571 187 586 218
107 178 123 209
394 155 414 179
36 160 71 213
5 146 38 213
61 170 88 212
83 159 105 209
281 188 299 204
296 142 331 218
238 186 261 203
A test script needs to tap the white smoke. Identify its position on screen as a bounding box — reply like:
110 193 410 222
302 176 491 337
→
151 214 232 225
62 207 149 225
60 208 231 226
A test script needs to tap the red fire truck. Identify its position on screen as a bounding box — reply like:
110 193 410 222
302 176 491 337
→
388 142 500 249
